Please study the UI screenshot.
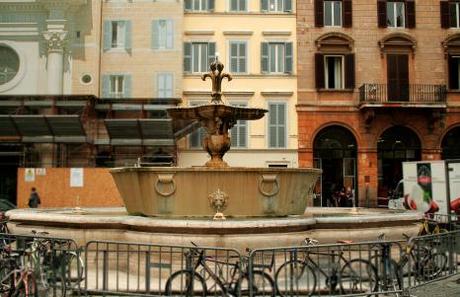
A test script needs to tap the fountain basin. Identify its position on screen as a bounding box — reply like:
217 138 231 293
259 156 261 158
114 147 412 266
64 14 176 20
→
110 167 321 217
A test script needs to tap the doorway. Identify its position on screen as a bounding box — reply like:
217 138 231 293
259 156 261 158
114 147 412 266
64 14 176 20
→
313 126 357 207
377 126 421 203
387 54 409 101
0 144 23 208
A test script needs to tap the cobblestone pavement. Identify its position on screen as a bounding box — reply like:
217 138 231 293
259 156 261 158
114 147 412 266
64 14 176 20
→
408 275 460 297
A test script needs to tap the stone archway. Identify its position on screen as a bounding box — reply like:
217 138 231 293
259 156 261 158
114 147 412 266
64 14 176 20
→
313 125 357 207
442 126 460 159
377 126 421 201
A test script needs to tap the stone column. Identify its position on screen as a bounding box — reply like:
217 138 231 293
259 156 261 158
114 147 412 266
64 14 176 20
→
43 28 67 95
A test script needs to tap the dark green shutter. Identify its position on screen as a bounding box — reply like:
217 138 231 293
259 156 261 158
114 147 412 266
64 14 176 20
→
285 42 293 73
261 0 269 12
283 0 292 12
185 0 192 11
208 0 215 11
208 42 216 67
184 43 192 72
103 21 112 51
261 43 269 73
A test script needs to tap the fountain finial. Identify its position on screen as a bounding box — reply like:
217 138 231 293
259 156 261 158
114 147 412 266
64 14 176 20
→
201 56 233 104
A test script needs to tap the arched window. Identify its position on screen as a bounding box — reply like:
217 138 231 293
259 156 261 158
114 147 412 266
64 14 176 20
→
0 45 20 86
442 127 460 159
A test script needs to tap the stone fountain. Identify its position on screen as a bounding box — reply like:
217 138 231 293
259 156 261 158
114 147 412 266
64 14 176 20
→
5 61 423 249
110 59 321 218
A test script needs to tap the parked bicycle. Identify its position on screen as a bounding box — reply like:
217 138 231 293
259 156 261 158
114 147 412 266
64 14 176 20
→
164 242 275 296
0 246 37 297
370 233 448 296
275 238 378 297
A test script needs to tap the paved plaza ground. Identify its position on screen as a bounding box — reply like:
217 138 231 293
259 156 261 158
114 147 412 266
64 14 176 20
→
409 275 460 297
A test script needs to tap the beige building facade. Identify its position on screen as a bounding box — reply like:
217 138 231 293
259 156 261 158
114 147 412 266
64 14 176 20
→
179 0 299 168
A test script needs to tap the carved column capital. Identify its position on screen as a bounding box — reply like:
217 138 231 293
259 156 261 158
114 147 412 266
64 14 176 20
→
43 30 68 52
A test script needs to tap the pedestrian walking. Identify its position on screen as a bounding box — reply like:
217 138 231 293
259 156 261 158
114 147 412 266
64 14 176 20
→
28 187 41 208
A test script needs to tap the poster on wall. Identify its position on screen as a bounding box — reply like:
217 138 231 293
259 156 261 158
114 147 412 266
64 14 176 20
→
24 168 35 182
70 168 84 187
36 168 46 176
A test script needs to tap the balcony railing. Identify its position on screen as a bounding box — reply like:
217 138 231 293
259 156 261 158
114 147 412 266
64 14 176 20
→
359 84 447 105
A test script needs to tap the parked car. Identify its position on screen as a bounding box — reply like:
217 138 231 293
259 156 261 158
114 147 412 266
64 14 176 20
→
0 198 16 213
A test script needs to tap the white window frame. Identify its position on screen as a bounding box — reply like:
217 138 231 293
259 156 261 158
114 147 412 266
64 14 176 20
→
268 0 284 12
451 2 460 28
324 55 344 90
191 42 209 73
267 101 288 149
110 75 124 98
189 101 207 148
387 1 405 28
228 40 248 74
230 101 249 148
157 73 174 98
111 21 126 49
324 1 342 27
229 0 247 12
268 42 286 74
190 0 208 11
156 19 173 50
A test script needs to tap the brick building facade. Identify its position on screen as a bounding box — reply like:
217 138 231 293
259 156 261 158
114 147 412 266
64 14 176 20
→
297 0 460 207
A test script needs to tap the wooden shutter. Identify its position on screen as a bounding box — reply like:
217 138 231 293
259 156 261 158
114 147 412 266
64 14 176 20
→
314 0 324 27
208 42 216 66
406 0 416 28
123 74 132 98
230 42 238 72
184 0 192 10
261 0 269 12
377 0 387 28
441 1 450 29
345 54 355 90
103 21 112 51
449 55 459 90
315 53 325 89
184 43 192 72
152 20 159 49
284 0 292 12
208 0 215 11
166 20 174 49
278 103 286 148
230 0 237 11
261 42 269 73
284 42 293 74
239 42 247 73
343 0 353 28
124 21 132 50
101 75 110 98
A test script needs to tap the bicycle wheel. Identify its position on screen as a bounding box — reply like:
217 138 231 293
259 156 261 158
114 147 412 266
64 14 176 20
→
275 260 316 297
64 252 85 289
164 270 207 297
340 259 378 295
420 252 447 280
237 271 275 296
42 273 66 297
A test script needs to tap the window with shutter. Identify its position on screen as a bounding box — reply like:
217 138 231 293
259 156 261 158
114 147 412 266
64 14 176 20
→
109 75 125 98
262 0 286 12
230 102 248 148
229 41 247 73
324 1 342 27
153 20 174 50
261 42 292 74
184 42 215 73
189 101 207 148
268 102 286 148
450 2 460 28
107 21 129 50
185 0 212 11
387 2 405 28
230 0 247 12
449 55 460 90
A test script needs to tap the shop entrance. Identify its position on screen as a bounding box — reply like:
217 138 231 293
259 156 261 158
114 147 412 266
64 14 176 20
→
0 144 23 209
377 126 421 204
313 126 357 207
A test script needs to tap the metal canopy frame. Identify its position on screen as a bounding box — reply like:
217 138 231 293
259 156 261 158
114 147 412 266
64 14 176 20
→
0 115 87 143
104 119 176 146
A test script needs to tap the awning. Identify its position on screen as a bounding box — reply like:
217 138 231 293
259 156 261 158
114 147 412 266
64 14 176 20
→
104 119 176 146
0 115 87 143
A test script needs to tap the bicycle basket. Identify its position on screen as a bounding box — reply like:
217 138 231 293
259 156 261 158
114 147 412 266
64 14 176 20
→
252 251 275 270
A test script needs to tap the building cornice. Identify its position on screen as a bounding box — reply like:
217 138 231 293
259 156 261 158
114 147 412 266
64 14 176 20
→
261 91 294 97
223 30 253 36
262 31 291 36
184 30 215 36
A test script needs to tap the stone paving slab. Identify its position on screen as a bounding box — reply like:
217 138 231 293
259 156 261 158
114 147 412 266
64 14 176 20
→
409 275 460 297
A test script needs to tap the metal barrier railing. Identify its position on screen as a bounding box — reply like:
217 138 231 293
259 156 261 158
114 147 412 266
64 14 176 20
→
84 240 242 296
1 228 459 296
0 232 82 296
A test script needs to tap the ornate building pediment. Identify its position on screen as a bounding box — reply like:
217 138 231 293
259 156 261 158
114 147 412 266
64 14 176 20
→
315 32 354 52
378 33 417 56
